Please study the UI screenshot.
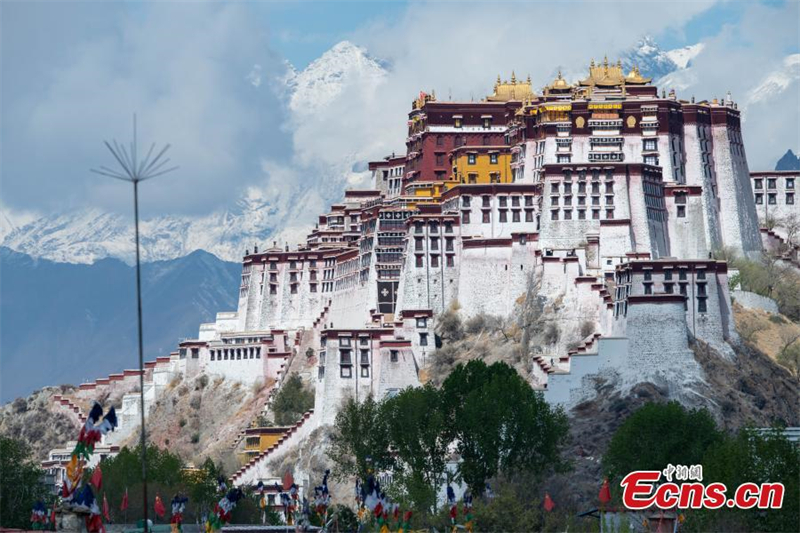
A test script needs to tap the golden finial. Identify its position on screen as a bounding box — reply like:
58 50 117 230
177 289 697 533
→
617 59 622 68
497 74 501 85
603 55 609 68
511 70 516 83
590 58 596 68
527 74 531 84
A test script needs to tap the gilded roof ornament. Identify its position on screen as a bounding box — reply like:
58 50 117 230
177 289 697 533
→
487 72 535 101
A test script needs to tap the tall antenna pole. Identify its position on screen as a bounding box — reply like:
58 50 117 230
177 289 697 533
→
92 115 177 532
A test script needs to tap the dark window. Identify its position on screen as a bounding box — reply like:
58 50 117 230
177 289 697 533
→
697 270 706 280
512 210 521 223
390 350 399 362
754 179 763 189
340 366 352 378
436 136 444 146
360 366 369 378
677 206 686 218
499 210 507 223
698 298 707 313
462 211 470 224
755 193 763 205
482 211 490 223
430 254 440 268
420 333 428 346
415 255 423 268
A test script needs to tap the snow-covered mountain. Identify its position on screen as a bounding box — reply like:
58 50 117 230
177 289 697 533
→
621 36 682 81
286 40 387 114
746 53 800 106
665 43 705 70
0 41 388 265
0 190 315 264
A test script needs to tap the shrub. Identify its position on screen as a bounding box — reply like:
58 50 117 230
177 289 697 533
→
436 308 463 343
579 320 595 339
196 374 209 389
189 395 202 410
542 323 560 345
271 374 314 426
190 433 200 444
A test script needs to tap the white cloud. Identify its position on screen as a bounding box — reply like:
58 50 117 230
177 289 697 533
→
2 1 290 217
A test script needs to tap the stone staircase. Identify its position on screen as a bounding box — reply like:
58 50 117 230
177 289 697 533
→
51 394 87 426
230 409 316 486
228 321 319 451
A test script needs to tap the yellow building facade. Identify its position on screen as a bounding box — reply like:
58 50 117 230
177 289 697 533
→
240 426 289 463
451 146 513 184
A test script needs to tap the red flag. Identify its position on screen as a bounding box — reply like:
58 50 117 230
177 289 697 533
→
543 493 555 512
599 478 612 505
282 471 294 491
50 507 56 525
91 466 103 490
120 489 128 511
102 493 110 521
154 495 166 518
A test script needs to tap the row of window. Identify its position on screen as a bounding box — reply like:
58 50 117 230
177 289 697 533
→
552 195 614 207
414 237 455 251
755 193 795 205
210 347 261 361
462 209 536 224
462 195 536 208
551 209 614 220
415 254 456 268
613 297 708 317
552 181 614 194
753 177 795 190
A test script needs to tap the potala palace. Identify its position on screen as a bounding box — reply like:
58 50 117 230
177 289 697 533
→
43 59 800 495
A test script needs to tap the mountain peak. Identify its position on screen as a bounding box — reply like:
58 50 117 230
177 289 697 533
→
776 149 800 171
288 40 387 114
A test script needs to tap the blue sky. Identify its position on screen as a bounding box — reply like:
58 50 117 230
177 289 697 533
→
1 1 798 219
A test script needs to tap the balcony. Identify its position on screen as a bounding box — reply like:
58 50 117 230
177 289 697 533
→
589 152 624 163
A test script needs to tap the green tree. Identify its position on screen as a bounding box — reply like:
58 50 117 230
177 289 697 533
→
603 401 722 481
91 444 185 523
271 374 315 426
185 457 225 520
685 428 799 533
0 436 50 529
328 395 394 481
441 361 570 495
382 384 449 513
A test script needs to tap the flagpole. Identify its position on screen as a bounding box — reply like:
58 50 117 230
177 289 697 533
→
91 115 177 533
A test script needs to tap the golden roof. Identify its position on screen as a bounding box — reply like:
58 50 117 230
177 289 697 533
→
486 71 535 102
625 65 651 85
579 56 651 87
546 70 571 92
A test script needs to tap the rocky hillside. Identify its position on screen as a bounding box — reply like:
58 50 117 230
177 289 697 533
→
0 387 82 461
131 372 276 474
